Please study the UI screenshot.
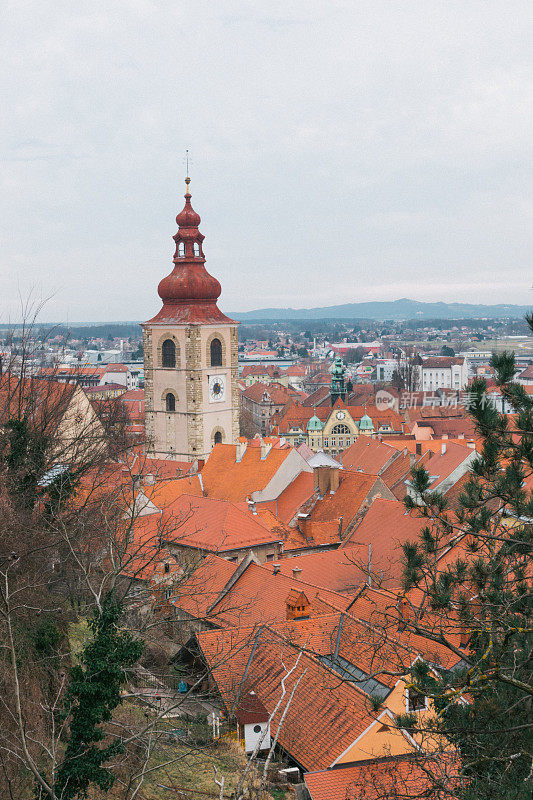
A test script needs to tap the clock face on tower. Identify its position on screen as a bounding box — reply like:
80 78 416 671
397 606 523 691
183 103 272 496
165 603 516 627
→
336 410 346 420
208 374 226 403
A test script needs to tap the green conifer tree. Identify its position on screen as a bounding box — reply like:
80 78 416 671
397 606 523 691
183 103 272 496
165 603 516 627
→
400 315 533 799
55 592 143 799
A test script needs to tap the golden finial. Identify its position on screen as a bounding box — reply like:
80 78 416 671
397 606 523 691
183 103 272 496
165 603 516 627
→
185 176 191 195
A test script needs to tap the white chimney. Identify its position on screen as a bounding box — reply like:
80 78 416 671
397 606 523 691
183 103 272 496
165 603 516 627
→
236 439 247 462
260 438 272 460
441 443 447 455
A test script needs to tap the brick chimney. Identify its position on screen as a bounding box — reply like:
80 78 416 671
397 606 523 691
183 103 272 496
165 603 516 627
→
297 513 309 537
314 465 339 494
415 442 422 456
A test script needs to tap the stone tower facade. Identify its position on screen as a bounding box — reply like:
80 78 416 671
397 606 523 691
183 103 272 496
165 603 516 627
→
142 179 239 460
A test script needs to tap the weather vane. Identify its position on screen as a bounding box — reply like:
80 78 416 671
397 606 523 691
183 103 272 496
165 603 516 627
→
184 149 191 193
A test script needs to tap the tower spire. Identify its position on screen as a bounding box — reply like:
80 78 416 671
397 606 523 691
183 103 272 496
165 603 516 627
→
184 149 191 195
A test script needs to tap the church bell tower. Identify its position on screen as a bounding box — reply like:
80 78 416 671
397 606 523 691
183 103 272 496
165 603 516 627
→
142 178 239 460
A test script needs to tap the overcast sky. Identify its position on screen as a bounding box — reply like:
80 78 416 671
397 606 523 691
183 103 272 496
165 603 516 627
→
1 1 532 323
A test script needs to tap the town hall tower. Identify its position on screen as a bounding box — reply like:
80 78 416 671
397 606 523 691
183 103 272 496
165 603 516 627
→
142 178 239 460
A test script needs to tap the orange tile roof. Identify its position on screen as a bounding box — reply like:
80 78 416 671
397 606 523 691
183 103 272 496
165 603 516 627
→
152 493 282 553
379 450 416 498
385 438 474 454
314 587 462 671
199 627 380 770
0 373 76 428
308 472 384 534
199 440 293 503
424 443 474 490
305 755 459 800
276 402 404 433
195 615 342 706
195 560 354 628
169 554 239 621
262 550 366 594
341 437 399 474
340 499 431 588
241 380 298 404
255 471 315 523
142 475 204 507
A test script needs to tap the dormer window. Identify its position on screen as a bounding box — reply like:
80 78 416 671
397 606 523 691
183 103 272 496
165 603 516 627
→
193 242 200 256
177 241 186 258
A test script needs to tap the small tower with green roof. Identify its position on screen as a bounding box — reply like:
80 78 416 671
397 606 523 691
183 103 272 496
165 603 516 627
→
330 355 346 405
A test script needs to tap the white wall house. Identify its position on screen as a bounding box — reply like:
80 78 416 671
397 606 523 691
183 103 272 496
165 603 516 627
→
375 359 398 382
419 357 468 392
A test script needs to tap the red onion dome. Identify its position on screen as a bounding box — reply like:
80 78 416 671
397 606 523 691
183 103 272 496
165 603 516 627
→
145 177 237 326
157 266 221 304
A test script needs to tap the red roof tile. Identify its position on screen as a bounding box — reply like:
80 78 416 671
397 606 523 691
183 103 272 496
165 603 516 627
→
153 493 282 553
189 560 354 628
199 627 380 770
255 471 315 523
198 440 294 503
341 437 400 474
262 550 366 594
305 755 459 800
341 499 431 587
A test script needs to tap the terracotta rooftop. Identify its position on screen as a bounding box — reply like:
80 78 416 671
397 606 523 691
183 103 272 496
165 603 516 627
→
198 439 295 503
154 493 282 553
341 437 400 474
262 550 366 594
421 356 465 368
255 470 316 524
182 559 354 628
307 471 389 536
198 627 383 770
305 755 459 800
341 498 431 587
241 381 296 405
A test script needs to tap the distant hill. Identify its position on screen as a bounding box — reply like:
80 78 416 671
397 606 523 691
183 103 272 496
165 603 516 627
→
229 298 530 322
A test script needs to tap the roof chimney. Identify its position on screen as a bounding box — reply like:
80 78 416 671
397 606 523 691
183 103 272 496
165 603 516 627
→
272 563 281 575
292 566 302 580
441 442 447 455
260 438 272 460
415 442 422 457
247 498 257 515
236 438 247 462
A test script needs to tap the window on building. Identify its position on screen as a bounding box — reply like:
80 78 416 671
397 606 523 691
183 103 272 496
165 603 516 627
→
193 242 200 256
162 339 176 368
253 725 262 733
214 430 223 445
332 424 350 435
164 588 172 600
177 241 185 257
164 563 170 573
210 337 223 366
165 392 176 412
406 688 427 712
